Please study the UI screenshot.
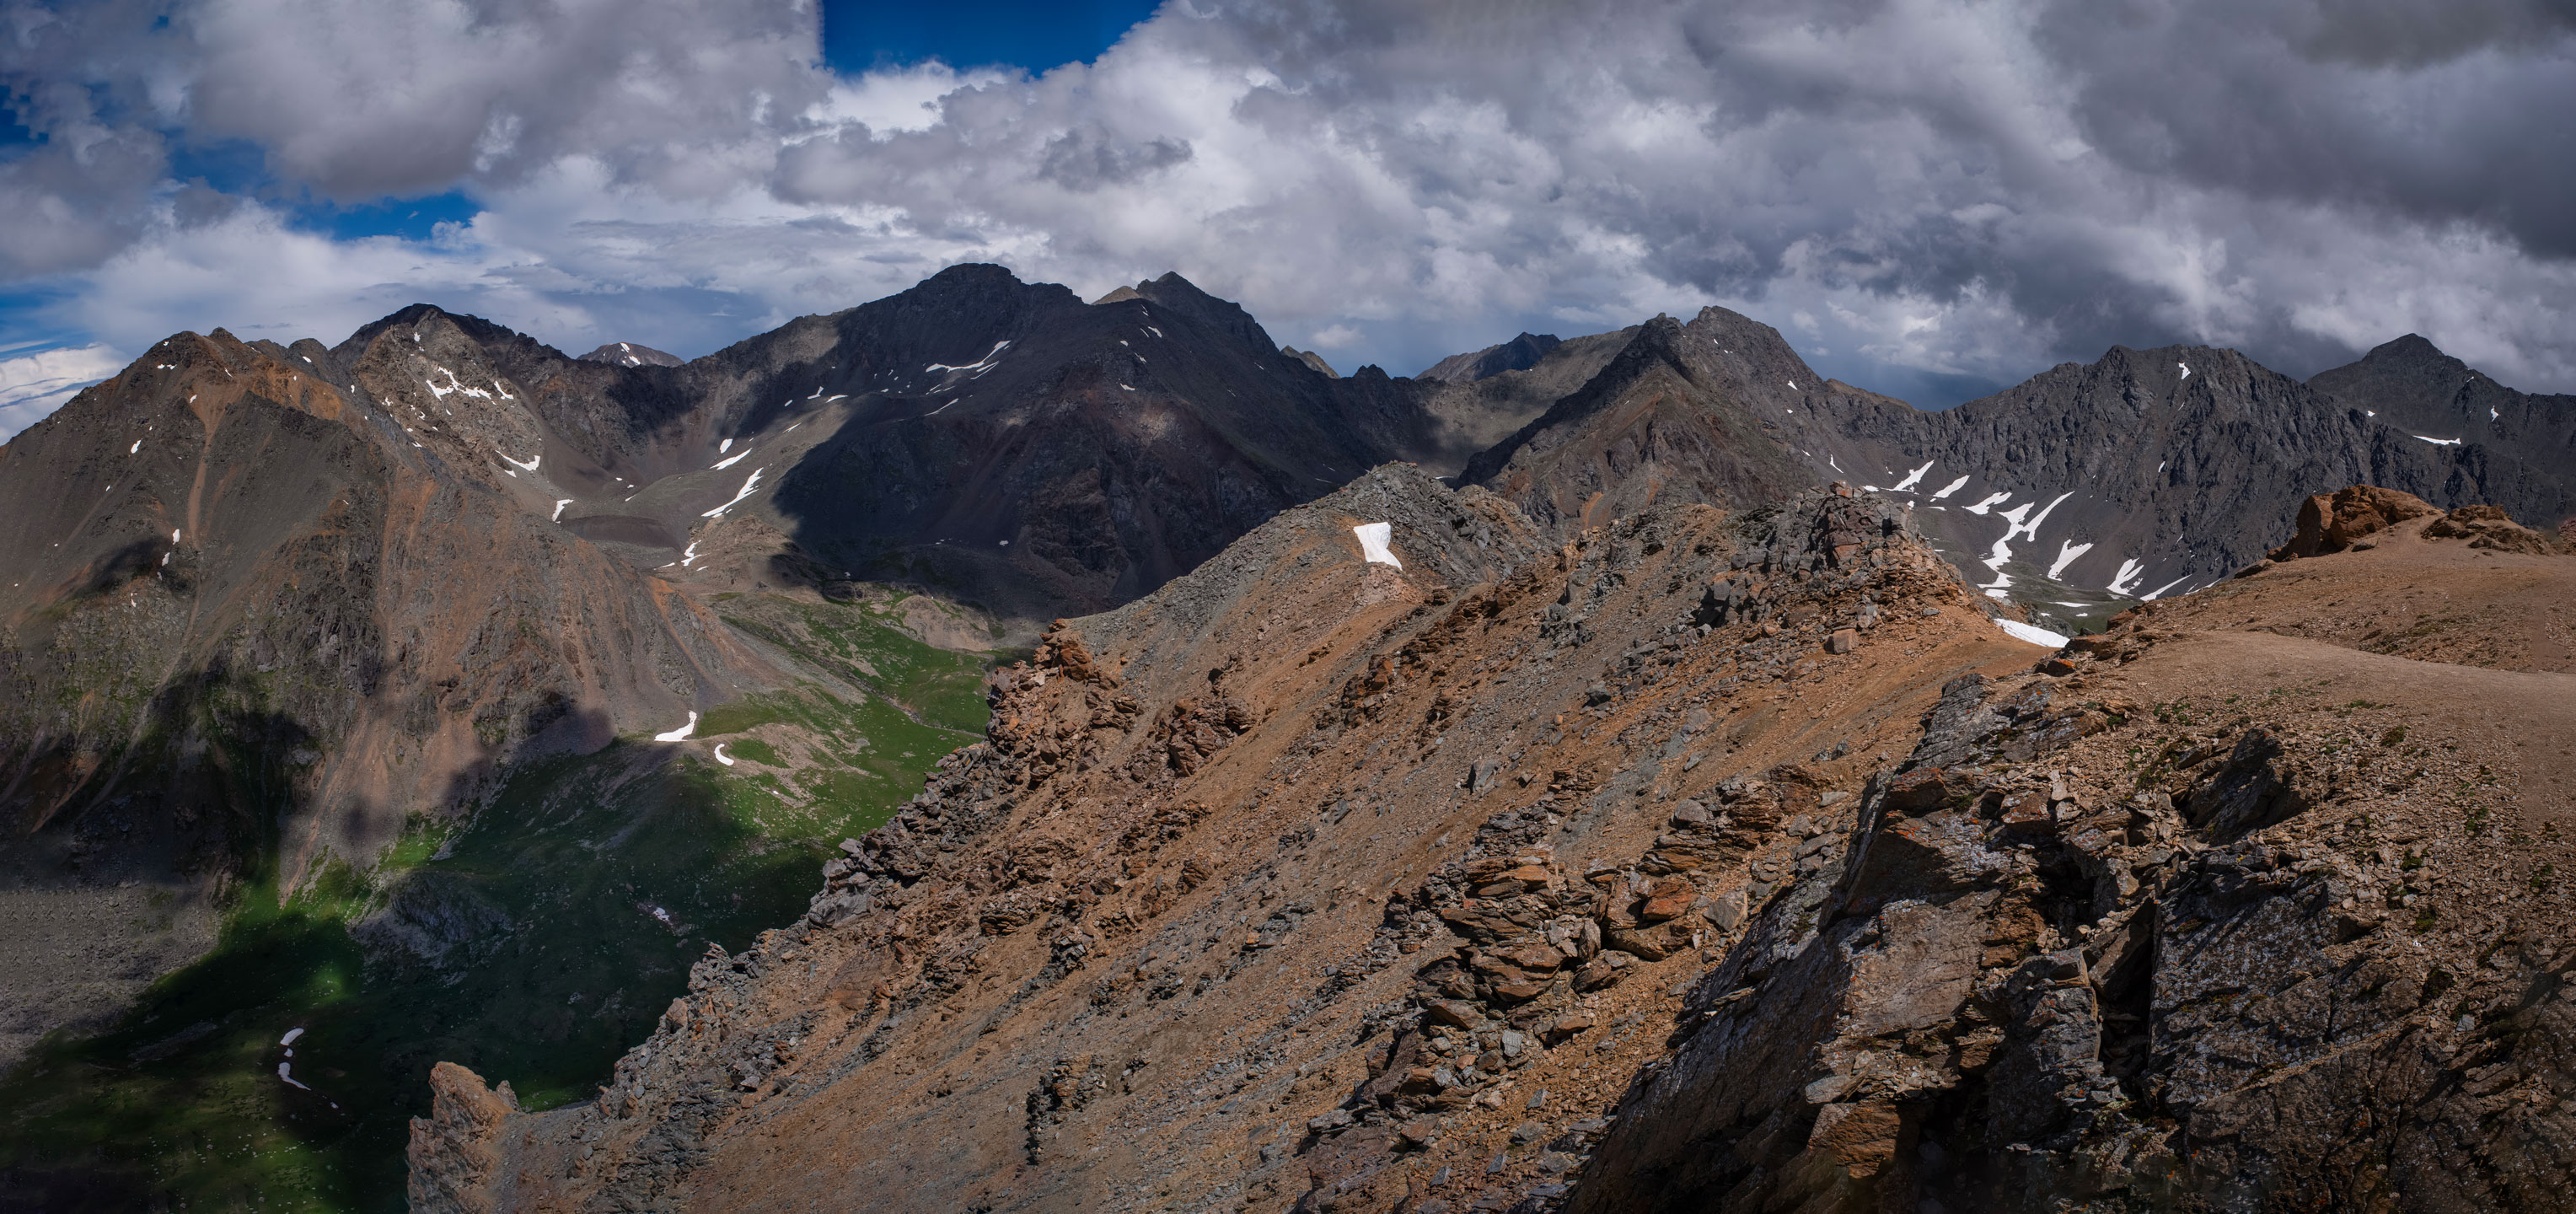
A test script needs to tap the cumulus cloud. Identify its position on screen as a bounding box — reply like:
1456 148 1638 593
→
5 0 2574 427
0 343 126 440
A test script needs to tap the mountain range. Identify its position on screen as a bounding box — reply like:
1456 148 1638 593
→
1 265 2570 1212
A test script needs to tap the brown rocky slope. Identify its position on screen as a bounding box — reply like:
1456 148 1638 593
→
409 480 2575 1213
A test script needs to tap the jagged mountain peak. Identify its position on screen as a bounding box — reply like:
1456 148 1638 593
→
1419 330 1564 384
577 342 683 369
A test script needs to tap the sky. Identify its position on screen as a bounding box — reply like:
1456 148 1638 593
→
3 0 2573 440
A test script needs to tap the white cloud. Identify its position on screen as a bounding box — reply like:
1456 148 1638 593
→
5 0 2575 439
0 344 129 443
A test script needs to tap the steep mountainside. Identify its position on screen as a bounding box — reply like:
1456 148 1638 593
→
0 267 1582 1213
352 266 1488 630
0 320 1000 1208
1469 306 2576 635
410 481 2576 1214
1420 333 1564 384
1462 314 1816 531
0 322 770 907
577 343 684 369
2310 335 2576 534
1408 330 1634 474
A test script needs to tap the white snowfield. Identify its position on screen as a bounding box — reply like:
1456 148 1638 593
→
712 447 752 470
499 450 541 473
2108 558 2147 596
1929 475 1967 500
552 499 572 522
1353 522 1403 568
2412 435 2462 446
2047 540 2093 579
702 469 765 518
714 744 736 767
654 712 699 743
1889 459 1933 492
1994 617 2070 647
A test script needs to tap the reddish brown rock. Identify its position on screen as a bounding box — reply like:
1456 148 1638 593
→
2269 485 2437 560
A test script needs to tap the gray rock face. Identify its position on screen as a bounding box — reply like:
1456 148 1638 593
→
2309 334 2576 538
575 341 683 368
1462 314 1816 532
1456 307 2576 630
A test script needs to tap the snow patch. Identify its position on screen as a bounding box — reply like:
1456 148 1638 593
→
1964 492 2012 515
2142 575 2192 601
280 1028 304 1046
1890 459 1934 492
713 744 735 767
2001 492 2073 543
552 498 572 522
278 1062 311 1090
718 438 732 454
1995 618 2070 647
701 469 765 518
711 448 751 470
926 340 1011 374
499 450 540 473
1353 522 1402 568
129 439 140 454
654 712 698 743
2411 435 2462 446
2107 559 2147 596
1929 475 1968 500
2047 540 2094 579
2177 362 2191 380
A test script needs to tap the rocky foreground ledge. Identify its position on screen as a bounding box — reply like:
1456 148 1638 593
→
409 476 2576 1213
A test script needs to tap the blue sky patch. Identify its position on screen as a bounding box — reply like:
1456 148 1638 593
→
819 0 1162 73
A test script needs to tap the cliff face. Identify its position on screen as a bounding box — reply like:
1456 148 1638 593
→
410 480 2576 1214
